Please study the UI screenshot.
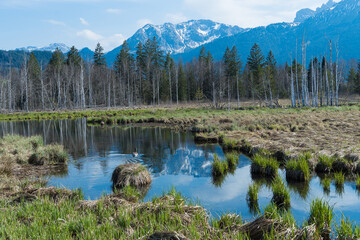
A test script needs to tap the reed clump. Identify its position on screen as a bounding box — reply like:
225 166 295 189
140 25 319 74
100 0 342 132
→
308 198 333 239
251 154 279 178
285 156 310 182
271 176 290 209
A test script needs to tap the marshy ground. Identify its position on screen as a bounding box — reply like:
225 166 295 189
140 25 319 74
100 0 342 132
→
1 103 360 239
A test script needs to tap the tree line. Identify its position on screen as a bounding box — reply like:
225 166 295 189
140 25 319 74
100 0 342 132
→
0 37 357 112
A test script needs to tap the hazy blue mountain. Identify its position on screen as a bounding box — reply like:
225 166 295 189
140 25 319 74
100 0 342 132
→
173 0 360 64
79 47 94 62
105 19 246 66
16 43 71 53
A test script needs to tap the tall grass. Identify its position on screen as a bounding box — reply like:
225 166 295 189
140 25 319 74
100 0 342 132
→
211 154 228 177
225 152 239 173
308 198 333 236
247 183 260 204
335 216 360 240
271 176 290 209
285 157 310 182
334 172 345 187
251 154 279 177
315 154 334 173
357 174 360 190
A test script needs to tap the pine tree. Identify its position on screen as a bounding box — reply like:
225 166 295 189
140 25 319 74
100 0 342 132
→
247 43 265 101
93 43 106 66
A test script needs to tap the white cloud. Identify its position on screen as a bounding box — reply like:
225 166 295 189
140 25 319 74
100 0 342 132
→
165 13 188 23
137 18 153 28
45 19 66 26
183 0 336 28
106 8 122 14
77 30 125 51
77 29 103 41
80 17 89 25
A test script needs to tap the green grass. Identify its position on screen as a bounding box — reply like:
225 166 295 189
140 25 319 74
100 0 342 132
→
321 177 331 193
308 199 333 234
335 216 360 240
271 176 290 209
211 154 228 177
251 154 279 177
285 157 310 182
225 152 239 173
247 183 260 204
334 172 345 187
315 154 334 173
356 175 360 190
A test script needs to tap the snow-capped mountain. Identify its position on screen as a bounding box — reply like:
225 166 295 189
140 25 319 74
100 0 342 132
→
130 19 245 54
105 19 246 65
16 43 71 53
294 0 338 23
175 0 360 64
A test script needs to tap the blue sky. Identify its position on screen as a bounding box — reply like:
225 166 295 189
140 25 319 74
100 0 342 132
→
0 0 335 52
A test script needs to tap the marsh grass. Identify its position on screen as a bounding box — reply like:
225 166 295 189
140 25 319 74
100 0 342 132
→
315 154 334 173
251 154 279 177
211 154 228 177
308 198 333 237
271 176 290 209
0 135 68 167
356 175 360 190
335 216 360 240
321 177 331 194
247 183 260 204
225 152 239 174
334 172 345 187
285 157 310 182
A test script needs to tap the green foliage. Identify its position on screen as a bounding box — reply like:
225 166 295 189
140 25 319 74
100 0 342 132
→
211 154 228 177
308 199 333 232
247 183 260 203
336 216 360 240
251 154 279 177
334 172 345 187
285 157 310 182
225 152 239 173
271 176 290 209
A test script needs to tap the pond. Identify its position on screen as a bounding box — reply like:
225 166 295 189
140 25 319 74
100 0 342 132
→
1 119 360 224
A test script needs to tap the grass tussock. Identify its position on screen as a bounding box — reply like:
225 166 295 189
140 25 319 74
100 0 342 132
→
211 154 228 177
308 198 333 238
321 177 331 194
247 183 260 204
225 152 239 174
271 176 290 209
334 171 345 187
0 135 68 165
251 154 279 177
335 216 360 240
315 154 334 174
285 156 310 182
111 163 151 189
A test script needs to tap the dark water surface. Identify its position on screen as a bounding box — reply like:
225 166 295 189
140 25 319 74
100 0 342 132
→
1 119 360 224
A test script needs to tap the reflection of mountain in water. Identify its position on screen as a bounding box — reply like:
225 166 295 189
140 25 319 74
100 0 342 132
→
0 119 225 177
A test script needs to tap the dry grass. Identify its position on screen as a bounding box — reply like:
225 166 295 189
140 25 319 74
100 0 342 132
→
112 163 152 189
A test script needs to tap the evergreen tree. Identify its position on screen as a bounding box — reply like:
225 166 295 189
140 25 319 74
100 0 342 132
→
93 43 106 66
247 43 265 100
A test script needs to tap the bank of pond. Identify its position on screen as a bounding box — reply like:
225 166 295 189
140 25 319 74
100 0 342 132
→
1 119 360 238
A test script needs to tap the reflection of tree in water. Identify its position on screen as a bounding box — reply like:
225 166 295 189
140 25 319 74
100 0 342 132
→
0 120 220 177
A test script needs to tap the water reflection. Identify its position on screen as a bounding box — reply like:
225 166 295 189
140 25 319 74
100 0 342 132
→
2 119 360 224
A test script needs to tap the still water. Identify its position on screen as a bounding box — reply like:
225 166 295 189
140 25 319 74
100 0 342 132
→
1 119 360 224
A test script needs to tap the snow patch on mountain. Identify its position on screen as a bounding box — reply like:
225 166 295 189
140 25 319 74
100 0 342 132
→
16 43 70 53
